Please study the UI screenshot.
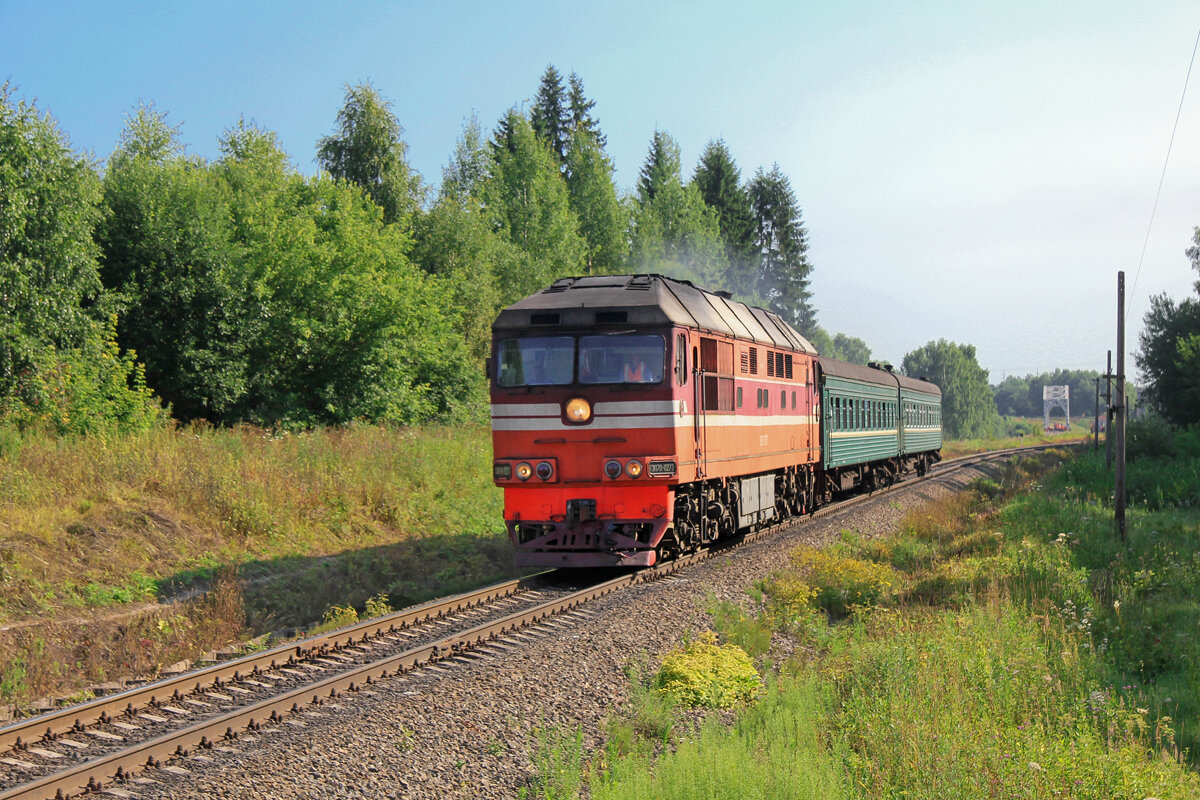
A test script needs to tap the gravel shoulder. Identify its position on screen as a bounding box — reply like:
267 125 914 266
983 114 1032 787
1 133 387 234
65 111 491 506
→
137 463 998 800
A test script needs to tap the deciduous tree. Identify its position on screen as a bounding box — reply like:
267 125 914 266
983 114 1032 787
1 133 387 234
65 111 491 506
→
902 339 998 439
316 82 424 226
1 87 155 431
441 113 489 203
1137 227 1200 426
98 107 251 422
830 333 872 365
565 129 626 274
482 110 585 300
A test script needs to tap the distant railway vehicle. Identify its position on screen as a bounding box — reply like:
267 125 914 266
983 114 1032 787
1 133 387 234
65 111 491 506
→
489 275 941 568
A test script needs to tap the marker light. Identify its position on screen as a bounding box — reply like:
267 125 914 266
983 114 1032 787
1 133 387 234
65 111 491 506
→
565 397 592 423
515 462 533 481
604 459 622 479
625 459 644 478
535 461 554 480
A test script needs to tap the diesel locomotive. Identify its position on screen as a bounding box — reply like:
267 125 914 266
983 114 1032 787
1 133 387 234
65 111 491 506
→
489 274 941 568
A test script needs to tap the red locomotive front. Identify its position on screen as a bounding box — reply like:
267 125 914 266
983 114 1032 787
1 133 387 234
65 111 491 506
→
491 275 820 568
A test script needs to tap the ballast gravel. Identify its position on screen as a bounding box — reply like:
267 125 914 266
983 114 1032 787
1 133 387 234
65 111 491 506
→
136 462 1000 800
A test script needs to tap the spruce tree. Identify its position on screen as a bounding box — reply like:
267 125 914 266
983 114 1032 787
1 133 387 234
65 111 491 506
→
693 140 756 295
747 164 815 334
567 72 605 148
630 130 726 286
637 129 681 204
530 65 570 164
491 109 518 157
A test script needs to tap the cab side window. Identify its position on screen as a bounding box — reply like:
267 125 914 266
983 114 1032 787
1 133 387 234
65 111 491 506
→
675 333 687 386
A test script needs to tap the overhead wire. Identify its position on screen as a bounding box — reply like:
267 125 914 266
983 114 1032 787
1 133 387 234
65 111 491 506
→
1127 23 1200 318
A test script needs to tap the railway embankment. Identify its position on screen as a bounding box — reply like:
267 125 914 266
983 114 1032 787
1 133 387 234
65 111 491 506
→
0 425 1084 716
86 441 1016 799
0 425 516 712
7 442 1183 798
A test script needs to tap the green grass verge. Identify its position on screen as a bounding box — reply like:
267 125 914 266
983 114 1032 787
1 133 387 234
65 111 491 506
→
527 435 1200 799
941 415 1093 459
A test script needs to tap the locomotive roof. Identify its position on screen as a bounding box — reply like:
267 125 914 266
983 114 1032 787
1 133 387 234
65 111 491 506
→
493 274 817 354
817 356 942 397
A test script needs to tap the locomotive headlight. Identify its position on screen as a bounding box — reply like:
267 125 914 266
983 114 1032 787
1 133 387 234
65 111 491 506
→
604 459 623 479
565 397 591 423
515 462 533 481
625 459 644 478
535 461 554 480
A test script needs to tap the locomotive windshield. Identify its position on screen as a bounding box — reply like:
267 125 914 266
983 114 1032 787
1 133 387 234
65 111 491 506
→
579 335 663 384
495 334 665 387
496 337 575 387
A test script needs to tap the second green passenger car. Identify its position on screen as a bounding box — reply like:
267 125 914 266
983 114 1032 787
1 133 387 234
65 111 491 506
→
817 357 941 500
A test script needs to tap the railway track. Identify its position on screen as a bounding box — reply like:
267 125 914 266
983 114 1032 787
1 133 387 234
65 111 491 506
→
0 443 1066 800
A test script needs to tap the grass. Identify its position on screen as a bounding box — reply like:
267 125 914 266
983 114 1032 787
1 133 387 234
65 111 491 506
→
0 422 515 705
593 674 848 800
525 434 1200 798
941 416 1094 459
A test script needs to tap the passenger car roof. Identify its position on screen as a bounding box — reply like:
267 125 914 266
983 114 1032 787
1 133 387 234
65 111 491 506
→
493 274 817 354
817 356 942 397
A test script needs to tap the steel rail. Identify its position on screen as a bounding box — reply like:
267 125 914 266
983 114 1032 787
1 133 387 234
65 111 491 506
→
0 573 556 753
1 443 1061 799
0 567 666 800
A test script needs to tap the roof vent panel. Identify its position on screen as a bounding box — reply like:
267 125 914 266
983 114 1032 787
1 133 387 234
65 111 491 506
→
595 311 628 324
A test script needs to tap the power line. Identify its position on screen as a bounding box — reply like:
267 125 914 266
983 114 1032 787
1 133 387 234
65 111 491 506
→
1128 23 1200 315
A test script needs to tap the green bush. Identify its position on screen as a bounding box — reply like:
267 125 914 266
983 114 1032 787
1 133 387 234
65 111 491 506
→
655 632 760 708
3 316 162 435
788 547 896 618
1127 416 1179 461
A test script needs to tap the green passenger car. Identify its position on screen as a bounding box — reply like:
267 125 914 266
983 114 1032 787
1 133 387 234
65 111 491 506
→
817 357 942 498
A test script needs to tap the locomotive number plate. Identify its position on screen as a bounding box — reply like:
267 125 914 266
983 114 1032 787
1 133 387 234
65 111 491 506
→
648 460 676 476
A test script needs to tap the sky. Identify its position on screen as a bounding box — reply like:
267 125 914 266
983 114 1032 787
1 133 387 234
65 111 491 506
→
3 0 1199 386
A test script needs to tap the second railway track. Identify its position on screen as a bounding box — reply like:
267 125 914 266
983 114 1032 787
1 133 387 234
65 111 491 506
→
0 443 1067 800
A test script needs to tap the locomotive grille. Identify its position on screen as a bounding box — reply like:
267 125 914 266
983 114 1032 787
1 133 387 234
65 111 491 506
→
595 310 628 324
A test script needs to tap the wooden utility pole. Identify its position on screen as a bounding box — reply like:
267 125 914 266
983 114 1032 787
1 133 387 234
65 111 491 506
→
1115 272 1127 543
1093 376 1100 453
1105 350 1113 468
